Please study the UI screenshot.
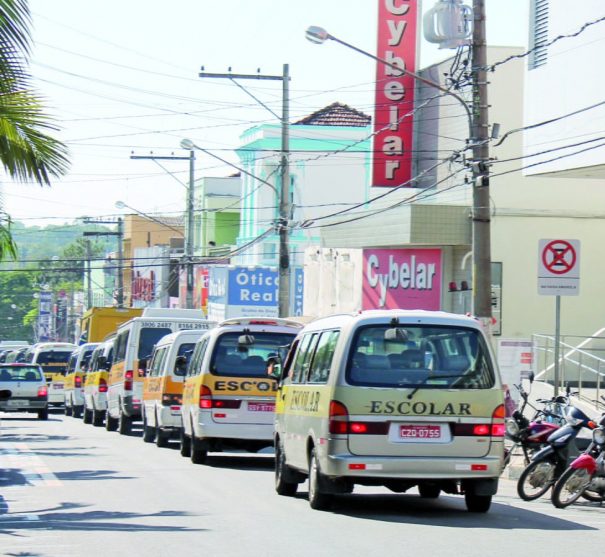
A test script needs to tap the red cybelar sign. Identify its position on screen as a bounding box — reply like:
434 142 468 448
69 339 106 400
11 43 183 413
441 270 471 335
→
373 0 419 187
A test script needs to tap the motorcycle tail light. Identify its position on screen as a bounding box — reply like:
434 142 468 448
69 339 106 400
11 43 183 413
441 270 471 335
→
593 428 605 445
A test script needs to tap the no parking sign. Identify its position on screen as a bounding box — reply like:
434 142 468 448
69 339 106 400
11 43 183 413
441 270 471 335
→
538 239 580 296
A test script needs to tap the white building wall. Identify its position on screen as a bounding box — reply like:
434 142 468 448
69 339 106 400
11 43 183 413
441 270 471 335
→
524 0 605 176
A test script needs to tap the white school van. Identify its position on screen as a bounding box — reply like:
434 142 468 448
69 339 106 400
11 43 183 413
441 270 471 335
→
273 310 505 512
142 328 214 447
106 308 214 436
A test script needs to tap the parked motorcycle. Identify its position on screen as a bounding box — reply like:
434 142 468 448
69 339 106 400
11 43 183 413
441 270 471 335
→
551 406 605 508
516 404 597 501
503 374 568 469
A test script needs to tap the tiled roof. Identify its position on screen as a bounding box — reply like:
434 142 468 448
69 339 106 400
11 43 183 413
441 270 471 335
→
294 102 371 127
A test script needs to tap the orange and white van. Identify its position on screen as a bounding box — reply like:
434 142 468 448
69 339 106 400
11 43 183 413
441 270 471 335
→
64 343 99 418
83 337 115 426
142 328 214 447
180 318 302 464
24 342 78 405
106 309 214 435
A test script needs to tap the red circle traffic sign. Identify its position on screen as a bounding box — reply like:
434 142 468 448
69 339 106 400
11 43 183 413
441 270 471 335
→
542 240 577 275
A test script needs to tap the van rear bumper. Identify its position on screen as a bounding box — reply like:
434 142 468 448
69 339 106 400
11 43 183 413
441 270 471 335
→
196 418 273 441
323 453 503 481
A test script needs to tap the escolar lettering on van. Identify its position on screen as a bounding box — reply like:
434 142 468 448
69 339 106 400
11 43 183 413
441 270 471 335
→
214 380 277 392
368 401 471 416
289 390 321 413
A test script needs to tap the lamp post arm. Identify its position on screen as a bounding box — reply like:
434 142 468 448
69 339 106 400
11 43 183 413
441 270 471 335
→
188 141 278 196
327 33 472 126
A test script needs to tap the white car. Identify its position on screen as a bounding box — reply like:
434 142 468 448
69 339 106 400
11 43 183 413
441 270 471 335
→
0 364 49 420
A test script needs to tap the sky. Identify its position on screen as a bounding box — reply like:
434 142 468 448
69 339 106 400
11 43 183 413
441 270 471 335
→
1 0 529 227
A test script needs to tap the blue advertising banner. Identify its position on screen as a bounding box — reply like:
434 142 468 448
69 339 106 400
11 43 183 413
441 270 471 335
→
291 267 304 316
207 267 229 322
228 267 278 307
37 291 52 342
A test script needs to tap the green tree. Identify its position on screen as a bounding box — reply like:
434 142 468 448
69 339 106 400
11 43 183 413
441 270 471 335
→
0 269 36 341
0 0 70 260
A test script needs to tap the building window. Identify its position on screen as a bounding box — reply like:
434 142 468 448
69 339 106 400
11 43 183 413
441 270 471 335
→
263 242 277 260
529 0 549 70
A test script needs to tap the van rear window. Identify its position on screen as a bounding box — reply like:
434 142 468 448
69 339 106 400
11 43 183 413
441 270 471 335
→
346 325 494 389
35 351 72 365
0 366 43 382
210 332 296 378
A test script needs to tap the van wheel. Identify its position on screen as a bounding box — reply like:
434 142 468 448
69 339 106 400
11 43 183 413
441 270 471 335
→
418 484 441 499
105 412 118 432
275 441 298 496
190 439 208 464
142 415 155 443
73 406 83 419
308 448 332 510
38 409 49 421
465 493 492 513
83 408 93 424
155 429 169 448
64 404 73 417
179 429 191 457
118 412 132 435
92 409 105 427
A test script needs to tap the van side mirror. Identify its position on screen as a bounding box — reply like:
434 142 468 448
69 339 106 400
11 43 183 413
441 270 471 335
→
266 357 282 380
174 355 187 377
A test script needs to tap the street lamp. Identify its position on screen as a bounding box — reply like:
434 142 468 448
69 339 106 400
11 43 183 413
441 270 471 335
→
180 138 291 318
305 22 492 322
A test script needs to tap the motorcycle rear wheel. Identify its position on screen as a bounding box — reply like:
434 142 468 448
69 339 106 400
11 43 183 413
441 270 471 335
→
517 458 556 501
551 467 593 509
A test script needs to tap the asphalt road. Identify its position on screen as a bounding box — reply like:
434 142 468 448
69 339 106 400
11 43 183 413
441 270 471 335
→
1 411 604 557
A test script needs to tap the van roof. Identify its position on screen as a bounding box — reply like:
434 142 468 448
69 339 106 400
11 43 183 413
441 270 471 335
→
301 310 483 331
154 329 212 345
141 308 206 319
218 317 304 329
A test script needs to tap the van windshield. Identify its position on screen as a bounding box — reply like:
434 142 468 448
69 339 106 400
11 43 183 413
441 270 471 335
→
210 332 296 378
346 325 495 389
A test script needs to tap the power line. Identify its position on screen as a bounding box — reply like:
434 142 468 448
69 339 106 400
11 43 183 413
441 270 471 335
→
486 14 605 72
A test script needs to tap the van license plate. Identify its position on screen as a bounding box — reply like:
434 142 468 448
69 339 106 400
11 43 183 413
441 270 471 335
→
8 399 26 407
53 384 64 389
248 402 275 412
400 425 441 439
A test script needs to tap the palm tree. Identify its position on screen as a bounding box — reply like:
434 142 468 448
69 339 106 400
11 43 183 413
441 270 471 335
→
0 0 70 259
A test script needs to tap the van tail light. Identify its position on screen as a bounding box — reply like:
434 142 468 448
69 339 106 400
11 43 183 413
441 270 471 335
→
124 370 133 392
212 399 241 409
75 376 82 389
491 404 506 436
162 393 183 406
99 377 108 393
453 405 506 437
329 400 349 434
37 386 48 399
199 385 212 409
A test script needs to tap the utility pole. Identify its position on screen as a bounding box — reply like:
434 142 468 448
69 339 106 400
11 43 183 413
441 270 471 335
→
198 65 291 317
85 239 93 308
185 150 195 309
83 218 125 308
130 153 194 309
470 0 492 323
